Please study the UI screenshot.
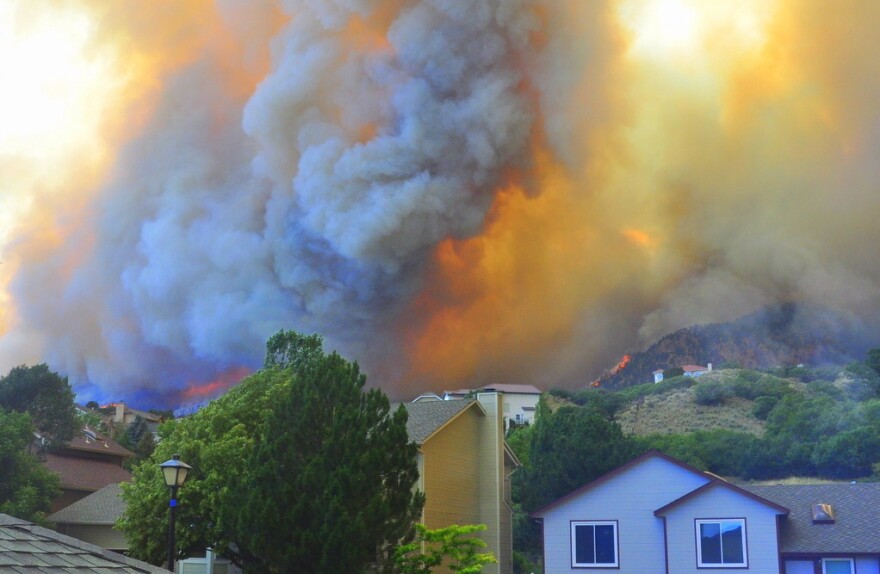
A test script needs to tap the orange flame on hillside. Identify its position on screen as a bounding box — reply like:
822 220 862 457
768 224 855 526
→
590 354 632 387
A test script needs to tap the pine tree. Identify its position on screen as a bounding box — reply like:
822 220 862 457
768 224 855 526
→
234 352 423 573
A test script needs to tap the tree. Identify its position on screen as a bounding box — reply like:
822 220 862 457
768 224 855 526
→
866 348 880 378
120 332 423 572
233 351 423 573
0 364 78 446
263 329 323 370
393 524 496 574
119 367 294 566
517 400 640 514
0 410 61 523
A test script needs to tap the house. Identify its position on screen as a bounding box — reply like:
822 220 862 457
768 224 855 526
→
108 401 165 434
440 384 542 428
41 427 133 512
653 363 713 383
48 483 127 552
403 392 520 574
0 512 166 573
532 450 880 574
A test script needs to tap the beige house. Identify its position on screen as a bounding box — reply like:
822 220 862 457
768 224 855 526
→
403 392 520 574
440 384 542 429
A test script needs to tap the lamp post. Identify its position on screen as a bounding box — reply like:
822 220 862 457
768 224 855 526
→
160 454 191 572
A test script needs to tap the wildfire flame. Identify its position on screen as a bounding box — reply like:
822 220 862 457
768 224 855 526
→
591 354 632 388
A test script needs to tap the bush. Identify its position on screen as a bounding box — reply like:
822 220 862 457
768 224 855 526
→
693 381 732 406
752 396 778 420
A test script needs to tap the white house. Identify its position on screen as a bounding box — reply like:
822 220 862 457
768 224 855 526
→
441 384 541 428
654 363 712 383
532 450 880 574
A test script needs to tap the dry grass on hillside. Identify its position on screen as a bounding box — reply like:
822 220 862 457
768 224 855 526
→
614 388 766 437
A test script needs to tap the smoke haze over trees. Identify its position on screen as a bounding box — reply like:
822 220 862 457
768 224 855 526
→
3 1 880 406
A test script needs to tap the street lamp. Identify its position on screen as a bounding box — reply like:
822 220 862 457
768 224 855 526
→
160 454 191 572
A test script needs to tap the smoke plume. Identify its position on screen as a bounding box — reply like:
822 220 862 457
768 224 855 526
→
2 0 880 406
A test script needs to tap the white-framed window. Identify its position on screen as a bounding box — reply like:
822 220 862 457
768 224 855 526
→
570 520 618 568
822 558 854 574
696 519 747 568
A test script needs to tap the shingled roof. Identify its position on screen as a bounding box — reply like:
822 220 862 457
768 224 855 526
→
0 513 166 572
401 400 477 444
744 483 880 554
48 484 124 526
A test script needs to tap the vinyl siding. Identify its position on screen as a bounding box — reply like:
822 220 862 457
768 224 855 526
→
540 455 710 573
421 407 482 529
661 487 783 574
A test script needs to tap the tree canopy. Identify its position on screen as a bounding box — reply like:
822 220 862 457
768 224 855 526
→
0 364 78 446
120 331 423 573
0 410 61 523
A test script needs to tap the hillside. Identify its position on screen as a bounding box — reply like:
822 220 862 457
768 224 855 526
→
614 371 766 436
591 303 874 390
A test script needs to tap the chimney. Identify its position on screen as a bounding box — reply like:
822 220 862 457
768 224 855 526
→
115 401 125 423
707 363 713 371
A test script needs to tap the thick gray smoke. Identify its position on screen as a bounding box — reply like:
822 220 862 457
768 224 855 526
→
1 0 540 404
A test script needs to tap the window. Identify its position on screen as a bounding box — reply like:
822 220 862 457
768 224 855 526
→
696 519 747 568
822 559 854 574
571 521 618 568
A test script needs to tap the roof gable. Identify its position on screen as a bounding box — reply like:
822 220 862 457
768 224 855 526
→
531 450 711 517
402 399 482 444
655 479 789 516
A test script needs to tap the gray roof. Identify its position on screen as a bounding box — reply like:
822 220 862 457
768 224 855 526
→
744 483 880 554
0 513 166 572
49 484 125 526
401 400 476 444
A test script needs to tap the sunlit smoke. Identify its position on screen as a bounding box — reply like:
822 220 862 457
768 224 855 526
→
2 0 880 407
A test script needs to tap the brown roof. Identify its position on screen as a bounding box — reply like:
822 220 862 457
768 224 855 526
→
0 513 166 572
62 430 134 460
43 454 131 492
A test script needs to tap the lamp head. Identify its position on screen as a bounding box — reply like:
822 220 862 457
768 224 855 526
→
159 454 192 489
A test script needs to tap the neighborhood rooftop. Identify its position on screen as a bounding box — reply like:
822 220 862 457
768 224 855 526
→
401 399 475 444
0 513 167 573
745 483 880 554
49 484 125 526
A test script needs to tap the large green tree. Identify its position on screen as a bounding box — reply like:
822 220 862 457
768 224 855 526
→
0 364 78 447
120 332 423 573
233 351 423 573
0 410 61 522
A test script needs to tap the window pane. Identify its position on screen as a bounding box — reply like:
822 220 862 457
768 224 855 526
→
700 523 722 564
595 524 616 564
575 525 595 564
720 522 744 564
824 560 854 574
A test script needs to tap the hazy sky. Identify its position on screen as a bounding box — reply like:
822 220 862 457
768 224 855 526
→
1 0 879 407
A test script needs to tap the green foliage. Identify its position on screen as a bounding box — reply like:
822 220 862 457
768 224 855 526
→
506 425 533 469
120 368 290 566
866 348 880 378
393 524 496 574
263 329 324 370
0 364 78 446
693 380 732 406
517 400 640 513
729 373 792 400
121 332 423 573
0 410 61 523
637 430 759 477
751 396 778 420
842 362 880 400
234 353 424 573
663 367 684 379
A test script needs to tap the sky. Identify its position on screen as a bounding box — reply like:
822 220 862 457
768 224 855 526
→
1 0 879 408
